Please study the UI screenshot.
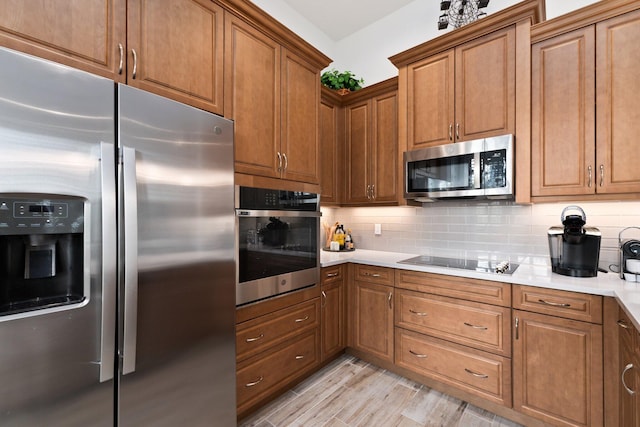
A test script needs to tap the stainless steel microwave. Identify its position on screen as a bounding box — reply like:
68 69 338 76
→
404 134 514 201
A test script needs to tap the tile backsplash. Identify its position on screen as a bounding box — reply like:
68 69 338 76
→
322 201 640 271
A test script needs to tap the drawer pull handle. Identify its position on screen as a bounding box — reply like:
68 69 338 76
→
363 272 382 277
245 333 264 343
617 320 630 329
464 322 488 330
538 299 570 308
295 355 304 360
622 363 636 395
464 368 488 379
409 350 428 358
294 315 309 323
326 272 339 277
245 376 264 387
409 309 428 317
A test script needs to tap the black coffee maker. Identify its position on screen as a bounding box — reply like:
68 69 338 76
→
548 206 601 277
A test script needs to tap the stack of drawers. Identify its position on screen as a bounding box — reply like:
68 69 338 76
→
394 270 512 406
236 298 320 417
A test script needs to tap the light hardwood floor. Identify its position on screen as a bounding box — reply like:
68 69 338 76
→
239 354 523 427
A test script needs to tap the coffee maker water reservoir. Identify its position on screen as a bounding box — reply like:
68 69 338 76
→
0 195 86 317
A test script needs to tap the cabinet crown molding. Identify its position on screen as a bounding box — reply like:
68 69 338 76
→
389 0 545 68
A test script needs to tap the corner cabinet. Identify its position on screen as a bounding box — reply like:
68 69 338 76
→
319 87 343 205
531 4 640 200
348 264 395 363
320 265 346 361
512 285 604 427
343 79 398 205
617 305 640 427
226 12 329 185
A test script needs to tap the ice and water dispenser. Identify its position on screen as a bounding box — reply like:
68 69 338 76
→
0 195 86 316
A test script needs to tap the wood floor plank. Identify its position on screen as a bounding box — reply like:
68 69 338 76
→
239 354 524 427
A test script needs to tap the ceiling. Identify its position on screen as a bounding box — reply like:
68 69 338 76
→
280 0 416 41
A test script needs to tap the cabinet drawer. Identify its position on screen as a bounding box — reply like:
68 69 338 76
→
236 299 319 361
395 269 511 307
395 328 512 407
395 289 511 357
513 285 602 324
321 265 344 286
237 329 319 413
353 264 394 285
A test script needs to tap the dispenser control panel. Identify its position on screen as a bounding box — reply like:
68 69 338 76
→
0 196 84 235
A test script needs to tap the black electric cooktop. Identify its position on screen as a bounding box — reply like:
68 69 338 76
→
397 255 519 275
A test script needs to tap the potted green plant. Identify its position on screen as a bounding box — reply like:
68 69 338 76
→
320 69 364 94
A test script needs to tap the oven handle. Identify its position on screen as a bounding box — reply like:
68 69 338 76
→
236 209 321 218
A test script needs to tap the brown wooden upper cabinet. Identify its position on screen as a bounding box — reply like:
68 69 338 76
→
0 0 224 115
226 13 323 184
343 80 398 205
126 0 224 114
0 0 126 82
319 87 343 205
531 7 640 199
405 26 515 150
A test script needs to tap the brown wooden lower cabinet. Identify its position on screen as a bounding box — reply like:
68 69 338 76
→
348 265 394 363
512 309 603 427
236 328 319 416
395 328 512 407
320 265 346 361
618 305 640 426
236 296 321 419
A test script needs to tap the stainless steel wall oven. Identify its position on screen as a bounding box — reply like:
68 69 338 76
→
235 186 320 306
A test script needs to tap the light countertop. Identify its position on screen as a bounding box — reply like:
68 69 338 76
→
321 249 640 330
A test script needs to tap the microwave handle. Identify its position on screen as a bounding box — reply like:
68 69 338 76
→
473 152 481 189
236 209 321 218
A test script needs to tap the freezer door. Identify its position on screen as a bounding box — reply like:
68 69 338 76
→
117 84 236 426
0 48 116 425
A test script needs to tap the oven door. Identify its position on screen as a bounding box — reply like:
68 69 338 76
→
236 209 320 306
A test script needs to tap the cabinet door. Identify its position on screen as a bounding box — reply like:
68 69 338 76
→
281 49 320 184
319 90 342 204
455 26 515 142
345 100 371 204
619 341 636 427
126 0 223 114
225 13 281 179
321 280 345 361
596 9 640 195
371 90 398 203
350 281 394 362
407 50 455 149
513 310 603 427
0 0 126 81
531 27 595 197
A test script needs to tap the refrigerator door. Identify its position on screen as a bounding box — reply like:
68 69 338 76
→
0 48 116 425
116 84 236 426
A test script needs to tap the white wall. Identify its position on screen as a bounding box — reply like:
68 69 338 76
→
250 0 600 86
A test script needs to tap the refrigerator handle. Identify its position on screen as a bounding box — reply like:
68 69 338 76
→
122 146 139 375
99 142 117 382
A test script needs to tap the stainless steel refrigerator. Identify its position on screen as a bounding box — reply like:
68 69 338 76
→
0 47 236 426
